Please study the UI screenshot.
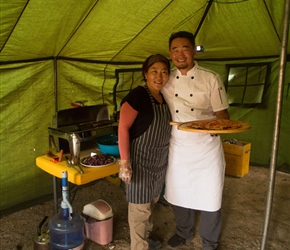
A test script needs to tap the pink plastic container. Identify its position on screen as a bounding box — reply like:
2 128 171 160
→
84 217 113 245
83 199 113 245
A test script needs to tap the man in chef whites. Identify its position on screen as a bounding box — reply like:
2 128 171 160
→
161 31 230 249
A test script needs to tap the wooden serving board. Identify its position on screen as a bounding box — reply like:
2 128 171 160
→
170 119 251 134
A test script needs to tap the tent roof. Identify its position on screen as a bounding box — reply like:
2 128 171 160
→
0 0 288 63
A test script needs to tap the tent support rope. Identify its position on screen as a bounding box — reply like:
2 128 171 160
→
260 0 290 249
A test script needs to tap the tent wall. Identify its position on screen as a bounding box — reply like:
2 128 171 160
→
1 58 289 212
0 0 289 212
0 61 55 211
222 61 290 166
195 59 290 166
1 0 288 63
0 59 144 211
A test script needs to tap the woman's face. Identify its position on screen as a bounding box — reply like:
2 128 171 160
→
145 61 169 93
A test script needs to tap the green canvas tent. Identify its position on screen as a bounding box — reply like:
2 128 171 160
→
0 0 289 217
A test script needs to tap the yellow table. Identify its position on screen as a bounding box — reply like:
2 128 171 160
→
36 154 119 212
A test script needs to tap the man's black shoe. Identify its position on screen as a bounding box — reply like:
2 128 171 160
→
168 234 186 248
148 235 162 249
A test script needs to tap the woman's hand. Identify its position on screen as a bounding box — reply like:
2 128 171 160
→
118 159 132 184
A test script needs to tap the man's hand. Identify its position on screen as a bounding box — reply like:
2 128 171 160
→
216 109 230 119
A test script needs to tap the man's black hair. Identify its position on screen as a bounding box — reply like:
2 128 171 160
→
169 31 195 48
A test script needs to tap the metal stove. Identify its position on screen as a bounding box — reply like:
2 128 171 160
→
48 104 117 168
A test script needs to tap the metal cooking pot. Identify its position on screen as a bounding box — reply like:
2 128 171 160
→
34 216 50 250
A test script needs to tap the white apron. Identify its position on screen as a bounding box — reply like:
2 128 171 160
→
164 128 225 211
162 66 227 211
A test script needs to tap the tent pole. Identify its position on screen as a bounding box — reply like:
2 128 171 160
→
260 0 290 249
52 57 59 213
54 57 58 112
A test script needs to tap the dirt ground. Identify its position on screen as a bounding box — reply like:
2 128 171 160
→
1 165 289 250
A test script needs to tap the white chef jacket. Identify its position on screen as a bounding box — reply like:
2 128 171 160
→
162 61 229 211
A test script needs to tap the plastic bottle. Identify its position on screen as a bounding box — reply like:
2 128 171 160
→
49 171 85 249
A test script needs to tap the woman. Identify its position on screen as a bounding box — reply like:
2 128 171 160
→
118 54 172 250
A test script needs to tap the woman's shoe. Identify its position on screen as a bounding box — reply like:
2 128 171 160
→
148 235 162 249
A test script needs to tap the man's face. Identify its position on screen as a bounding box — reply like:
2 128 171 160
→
169 37 196 74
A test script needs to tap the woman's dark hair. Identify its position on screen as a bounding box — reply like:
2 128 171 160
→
169 31 195 48
142 54 170 82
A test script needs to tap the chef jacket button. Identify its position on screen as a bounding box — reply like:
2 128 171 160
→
191 76 194 79
176 76 179 79
191 108 194 111
175 93 178 97
190 94 193 97
176 110 179 113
